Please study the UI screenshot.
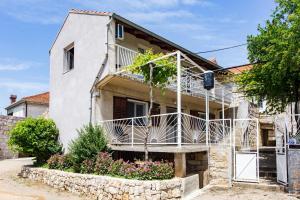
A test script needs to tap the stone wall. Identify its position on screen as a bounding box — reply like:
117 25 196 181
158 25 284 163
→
208 145 231 186
20 167 184 200
288 149 300 193
0 115 23 159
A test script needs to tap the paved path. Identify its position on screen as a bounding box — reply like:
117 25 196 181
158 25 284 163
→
0 158 86 200
193 185 299 200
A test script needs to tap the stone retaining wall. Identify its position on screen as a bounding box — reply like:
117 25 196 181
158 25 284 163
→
0 115 23 159
20 166 185 200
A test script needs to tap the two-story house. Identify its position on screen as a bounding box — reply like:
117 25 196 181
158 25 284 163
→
50 9 236 187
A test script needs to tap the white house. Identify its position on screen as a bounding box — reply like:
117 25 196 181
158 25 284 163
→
5 92 49 118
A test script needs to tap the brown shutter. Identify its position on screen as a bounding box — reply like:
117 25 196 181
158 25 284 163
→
151 103 160 126
113 96 127 119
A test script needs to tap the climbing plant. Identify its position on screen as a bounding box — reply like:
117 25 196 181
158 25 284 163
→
126 49 177 161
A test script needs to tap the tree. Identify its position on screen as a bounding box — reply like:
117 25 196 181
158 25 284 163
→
235 0 300 114
8 118 62 164
127 50 176 160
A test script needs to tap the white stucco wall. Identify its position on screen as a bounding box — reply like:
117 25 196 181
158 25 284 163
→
7 104 25 117
27 104 48 118
49 13 111 149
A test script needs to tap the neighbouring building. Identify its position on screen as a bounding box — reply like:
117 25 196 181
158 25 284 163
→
5 92 49 118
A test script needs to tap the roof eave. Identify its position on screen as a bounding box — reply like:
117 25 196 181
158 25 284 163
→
112 13 222 70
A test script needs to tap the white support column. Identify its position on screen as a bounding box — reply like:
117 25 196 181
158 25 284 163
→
222 88 225 135
177 51 182 147
205 90 209 146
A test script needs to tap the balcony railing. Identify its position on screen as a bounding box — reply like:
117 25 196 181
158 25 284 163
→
99 113 231 146
116 44 138 71
114 45 232 103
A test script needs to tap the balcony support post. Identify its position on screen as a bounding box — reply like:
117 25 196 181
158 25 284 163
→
222 88 225 136
177 51 182 147
205 90 209 146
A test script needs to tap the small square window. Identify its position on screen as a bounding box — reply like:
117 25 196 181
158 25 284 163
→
64 44 74 72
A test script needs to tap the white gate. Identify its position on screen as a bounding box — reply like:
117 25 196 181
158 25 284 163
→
233 118 259 182
275 116 288 185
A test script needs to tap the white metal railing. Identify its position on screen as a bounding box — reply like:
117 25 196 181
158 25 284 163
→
116 44 138 71
99 112 231 146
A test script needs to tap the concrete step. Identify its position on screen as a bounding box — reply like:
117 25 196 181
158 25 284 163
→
233 179 286 192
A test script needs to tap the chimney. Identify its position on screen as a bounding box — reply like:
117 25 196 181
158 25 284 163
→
10 95 17 104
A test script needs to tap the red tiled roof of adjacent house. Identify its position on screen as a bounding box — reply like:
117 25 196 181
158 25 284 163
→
23 92 49 104
228 64 253 74
69 9 112 16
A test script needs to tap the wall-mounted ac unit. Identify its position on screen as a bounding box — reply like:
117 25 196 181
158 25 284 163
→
116 24 124 40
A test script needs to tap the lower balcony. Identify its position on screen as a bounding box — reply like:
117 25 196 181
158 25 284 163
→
99 113 231 153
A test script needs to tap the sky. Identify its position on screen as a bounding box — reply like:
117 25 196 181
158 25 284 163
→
0 0 276 114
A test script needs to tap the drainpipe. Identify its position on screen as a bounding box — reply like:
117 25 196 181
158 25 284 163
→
25 101 28 117
89 16 113 123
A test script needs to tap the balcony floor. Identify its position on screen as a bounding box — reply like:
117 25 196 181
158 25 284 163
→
109 144 209 153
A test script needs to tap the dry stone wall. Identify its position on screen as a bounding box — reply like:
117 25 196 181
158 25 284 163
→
208 145 231 186
0 115 23 159
20 167 184 200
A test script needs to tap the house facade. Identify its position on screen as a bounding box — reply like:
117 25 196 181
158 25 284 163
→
5 92 49 118
49 9 226 149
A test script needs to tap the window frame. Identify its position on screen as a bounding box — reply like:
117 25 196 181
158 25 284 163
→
127 99 148 126
63 43 75 73
116 24 124 40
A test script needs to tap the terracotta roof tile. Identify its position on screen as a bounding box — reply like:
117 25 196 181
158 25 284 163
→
69 9 112 16
228 64 253 74
23 92 49 104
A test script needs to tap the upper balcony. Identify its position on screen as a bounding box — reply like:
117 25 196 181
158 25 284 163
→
113 44 232 104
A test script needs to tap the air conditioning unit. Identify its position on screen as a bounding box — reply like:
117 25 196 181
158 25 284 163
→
116 24 124 40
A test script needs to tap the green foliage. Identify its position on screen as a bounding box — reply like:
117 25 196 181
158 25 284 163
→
94 152 114 175
236 0 300 113
47 154 72 170
8 118 62 163
126 49 177 88
68 124 108 170
80 159 95 174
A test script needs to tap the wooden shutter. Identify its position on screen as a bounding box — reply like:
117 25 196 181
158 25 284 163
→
113 96 127 119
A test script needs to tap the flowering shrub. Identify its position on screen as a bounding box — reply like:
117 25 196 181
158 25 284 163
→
80 159 95 174
94 152 114 175
47 152 174 180
47 154 72 170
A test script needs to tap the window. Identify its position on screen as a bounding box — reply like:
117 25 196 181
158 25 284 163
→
116 24 124 40
64 44 74 72
127 99 148 126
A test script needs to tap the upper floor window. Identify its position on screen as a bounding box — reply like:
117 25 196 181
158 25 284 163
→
64 43 74 72
116 24 124 40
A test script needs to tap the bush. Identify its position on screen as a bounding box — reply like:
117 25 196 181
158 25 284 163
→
80 159 95 174
136 161 174 180
94 152 114 175
47 154 72 170
68 124 108 170
8 118 62 163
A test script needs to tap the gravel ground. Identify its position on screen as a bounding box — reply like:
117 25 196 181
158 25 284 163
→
194 186 299 200
0 158 86 200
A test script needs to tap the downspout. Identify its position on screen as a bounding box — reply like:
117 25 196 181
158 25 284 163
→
25 101 28 117
89 16 113 123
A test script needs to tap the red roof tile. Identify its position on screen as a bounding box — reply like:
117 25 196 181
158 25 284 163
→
69 9 112 16
23 92 49 104
228 64 253 74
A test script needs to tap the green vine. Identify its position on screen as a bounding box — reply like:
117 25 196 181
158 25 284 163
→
126 49 177 88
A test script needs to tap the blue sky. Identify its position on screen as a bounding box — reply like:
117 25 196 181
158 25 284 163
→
0 0 275 114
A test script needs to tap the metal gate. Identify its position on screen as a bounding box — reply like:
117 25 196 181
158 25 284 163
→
275 116 288 185
233 118 259 182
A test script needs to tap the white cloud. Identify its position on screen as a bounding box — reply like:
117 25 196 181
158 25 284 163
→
0 0 66 24
0 80 48 91
126 10 193 23
0 58 41 71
